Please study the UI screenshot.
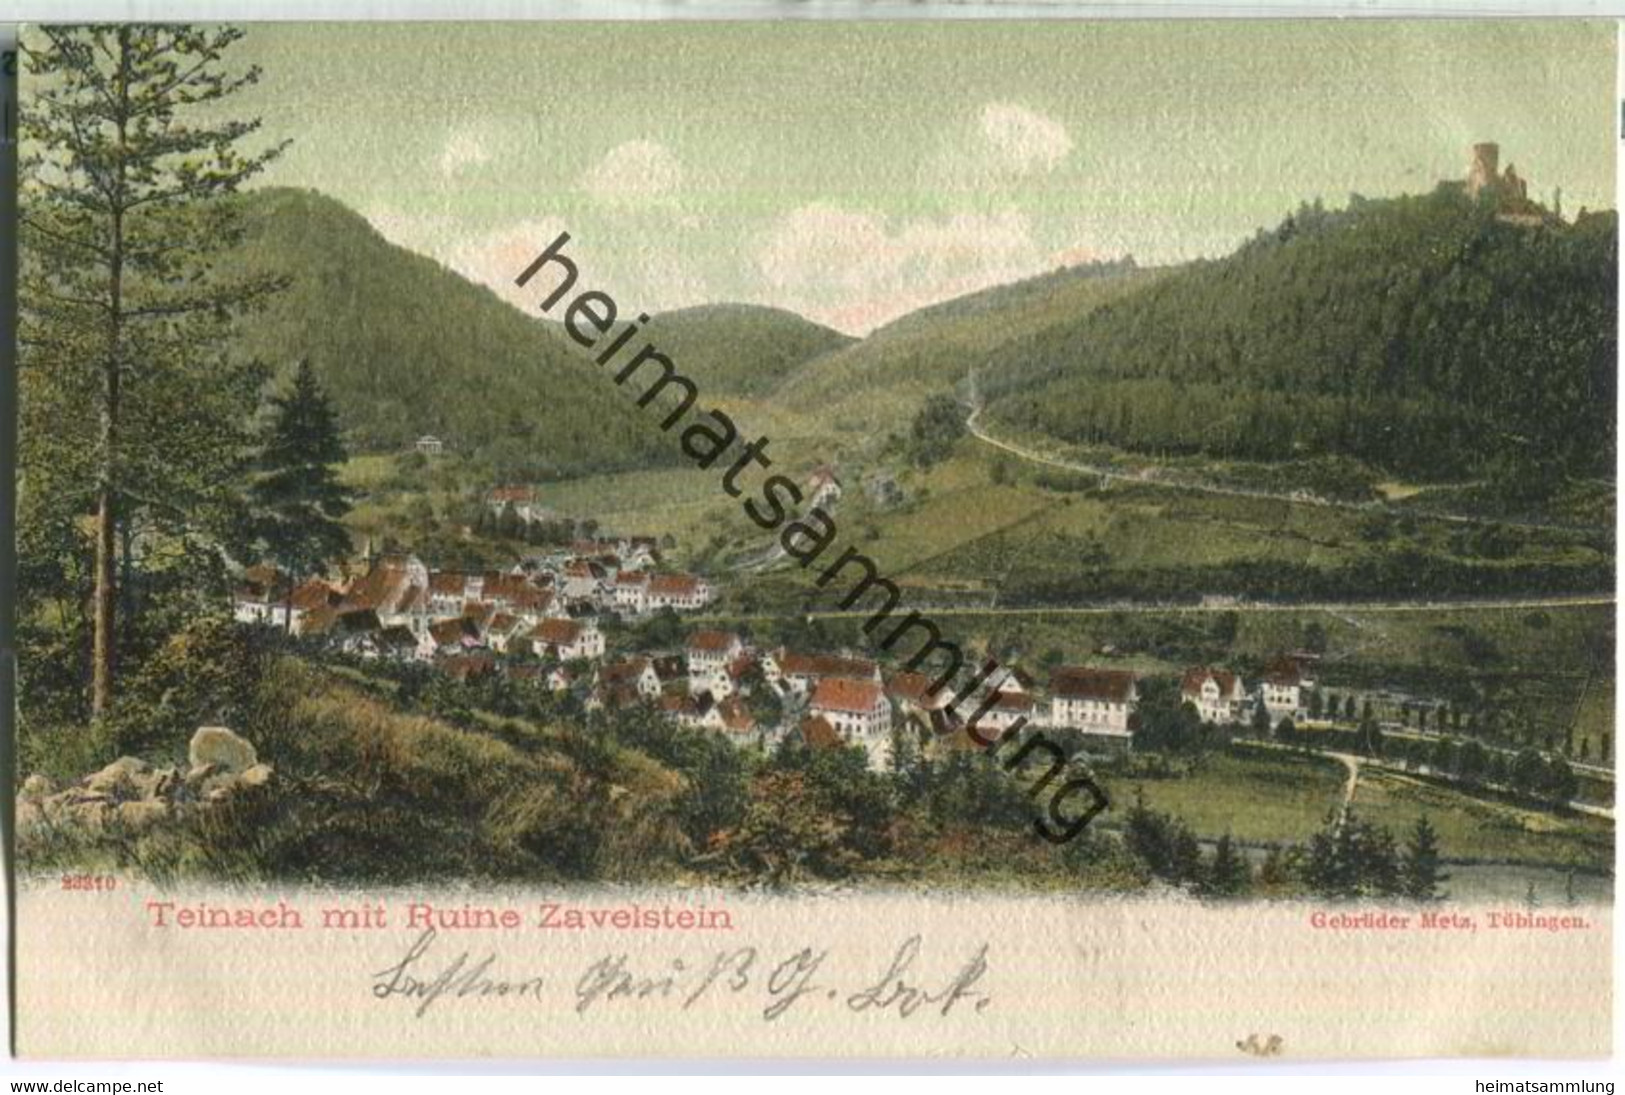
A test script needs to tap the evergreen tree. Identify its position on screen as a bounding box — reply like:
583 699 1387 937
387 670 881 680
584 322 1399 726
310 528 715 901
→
20 25 286 715
249 360 352 627
1401 814 1447 901
1201 833 1252 897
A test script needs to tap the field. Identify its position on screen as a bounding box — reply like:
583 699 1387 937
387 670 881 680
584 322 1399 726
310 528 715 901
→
1351 768 1613 873
1109 751 1347 846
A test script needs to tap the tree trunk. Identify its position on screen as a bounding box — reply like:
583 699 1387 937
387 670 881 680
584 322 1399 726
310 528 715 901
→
91 30 131 719
90 383 117 717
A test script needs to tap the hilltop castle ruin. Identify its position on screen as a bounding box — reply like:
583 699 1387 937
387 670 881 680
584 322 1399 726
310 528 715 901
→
1455 141 1550 225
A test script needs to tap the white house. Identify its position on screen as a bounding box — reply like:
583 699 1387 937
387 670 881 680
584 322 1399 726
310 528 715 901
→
1049 666 1138 746
613 571 650 615
807 677 893 771
1181 667 1248 725
414 435 445 456
764 649 879 699
966 691 1035 738
646 573 710 611
686 630 744 695
528 618 605 662
1260 657 1312 722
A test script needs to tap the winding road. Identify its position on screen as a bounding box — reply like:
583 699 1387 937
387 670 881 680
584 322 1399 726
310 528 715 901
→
965 405 1610 536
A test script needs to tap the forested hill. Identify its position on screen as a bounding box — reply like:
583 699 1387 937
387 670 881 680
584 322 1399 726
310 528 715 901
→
634 304 854 396
226 188 678 477
980 187 1617 489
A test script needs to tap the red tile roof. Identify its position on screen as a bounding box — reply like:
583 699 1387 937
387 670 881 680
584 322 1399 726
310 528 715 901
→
649 574 702 597
779 650 877 681
887 671 952 709
1263 656 1307 686
529 618 584 646
1181 667 1241 696
809 677 885 715
798 715 842 750
688 629 739 654
1050 667 1137 703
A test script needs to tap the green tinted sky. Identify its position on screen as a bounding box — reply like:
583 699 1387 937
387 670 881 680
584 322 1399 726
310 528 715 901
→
232 21 1616 332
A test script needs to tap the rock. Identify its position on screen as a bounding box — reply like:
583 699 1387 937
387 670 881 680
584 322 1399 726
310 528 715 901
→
66 798 112 831
185 763 219 785
148 767 181 800
85 756 150 798
237 763 274 790
189 727 257 773
116 799 169 832
20 773 54 800
16 799 44 831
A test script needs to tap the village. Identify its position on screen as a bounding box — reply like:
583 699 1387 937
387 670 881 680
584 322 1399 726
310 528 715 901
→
231 472 1417 777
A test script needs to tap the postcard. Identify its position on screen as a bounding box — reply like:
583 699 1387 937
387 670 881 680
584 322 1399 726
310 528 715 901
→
11 19 1616 1060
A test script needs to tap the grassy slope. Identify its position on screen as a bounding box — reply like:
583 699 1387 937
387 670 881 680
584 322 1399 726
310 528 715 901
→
18 657 695 884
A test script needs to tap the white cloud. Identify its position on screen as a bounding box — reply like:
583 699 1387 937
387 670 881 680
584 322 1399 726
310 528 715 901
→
758 203 1044 333
437 129 494 177
580 140 685 207
978 102 1073 175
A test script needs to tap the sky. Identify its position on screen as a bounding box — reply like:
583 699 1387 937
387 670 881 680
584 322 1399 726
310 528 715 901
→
229 21 1617 335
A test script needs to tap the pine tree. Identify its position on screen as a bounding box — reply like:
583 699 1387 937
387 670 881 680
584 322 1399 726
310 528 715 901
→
1202 833 1252 897
20 26 286 715
249 360 352 628
1401 813 1447 901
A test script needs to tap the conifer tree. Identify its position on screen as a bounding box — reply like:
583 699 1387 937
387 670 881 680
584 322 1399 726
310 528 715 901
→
20 25 286 714
249 360 352 628
1202 833 1252 897
1401 814 1447 901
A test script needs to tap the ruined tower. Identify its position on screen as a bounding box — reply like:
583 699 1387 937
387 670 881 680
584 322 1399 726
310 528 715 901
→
1466 142 1500 197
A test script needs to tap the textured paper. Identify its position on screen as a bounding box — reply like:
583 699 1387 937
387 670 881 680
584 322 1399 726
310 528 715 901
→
13 882 1613 1059
12 19 1617 1061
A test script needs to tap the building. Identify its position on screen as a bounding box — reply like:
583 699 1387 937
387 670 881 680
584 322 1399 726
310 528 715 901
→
414 435 445 456
1456 142 1551 225
1181 667 1248 725
806 466 843 511
1049 666 1138 746
613 571 650 615
527 618 605 662
968 691 1035 738
646 573 711 611
1260 656 1313 723
232 568 341 632
807 677 893 770
485 485 552 524
764 649 880 699
601 657 663 702
687 629 742 675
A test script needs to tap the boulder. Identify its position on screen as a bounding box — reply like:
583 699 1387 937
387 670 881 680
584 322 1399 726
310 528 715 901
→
237 763 275 790
116 799 170 832
85 756 150 798
189 727 257 773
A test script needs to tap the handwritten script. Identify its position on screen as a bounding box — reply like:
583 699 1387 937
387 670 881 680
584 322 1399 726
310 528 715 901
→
373 928 992 1022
